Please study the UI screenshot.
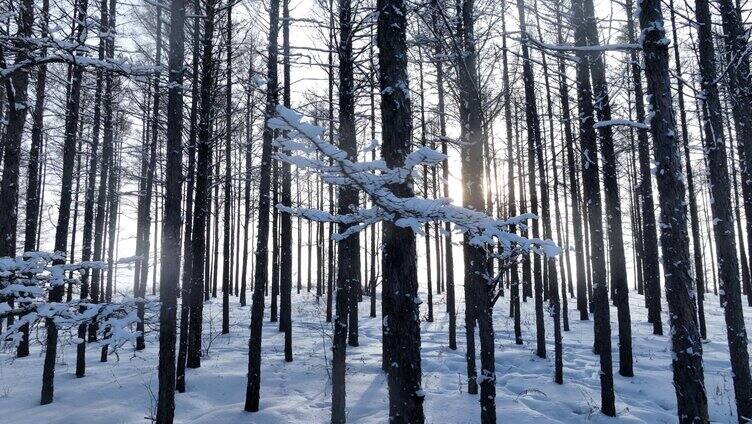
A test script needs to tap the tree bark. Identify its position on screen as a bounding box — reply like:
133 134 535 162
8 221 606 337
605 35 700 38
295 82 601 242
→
280 0 293 360
244 0 279 411
41 0 87 404
155 0 185 418
571 0 615 414
517 0 546 362
187 0 217 369
176 0 202 392
0 0 34 257
693 0 752 419
501 0 521 346
221 0 233 336
584 0 632 377
332 1 359 419
638 0 710 420
377 0 425 420
20 0 49 359
718 0 752 309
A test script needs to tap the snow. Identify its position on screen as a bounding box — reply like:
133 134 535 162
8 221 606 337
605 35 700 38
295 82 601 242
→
270 104 560 258
0 268 748 423
593 119 650 130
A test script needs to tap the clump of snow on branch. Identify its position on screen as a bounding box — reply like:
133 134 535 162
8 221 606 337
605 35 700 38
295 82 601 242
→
0 252 152 352
268 105 560 258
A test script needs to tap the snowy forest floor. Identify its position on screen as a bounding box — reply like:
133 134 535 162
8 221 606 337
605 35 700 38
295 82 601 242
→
0 273 747 423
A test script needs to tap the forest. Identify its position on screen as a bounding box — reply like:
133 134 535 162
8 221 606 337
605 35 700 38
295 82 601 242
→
0 0 751 422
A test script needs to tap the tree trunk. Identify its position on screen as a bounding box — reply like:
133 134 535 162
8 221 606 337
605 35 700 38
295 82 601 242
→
501 0 521 346
718 0 752 309
20 0 49 359
571 0 615 414
221 0 233 335
377 0 425 420
693 0 752 419
583 0 632 377
176 0 201 392
417 45 433 324
89 0 113 339
630 0 663 335
155 0 185 418
244 0 279 412
0 0 34 257
187 0 217 369
667 0 707 339
430 0 456 350
41 0 87 404
638 0 710 420
279 0 293 360
517 0 546 363
332 2 359 419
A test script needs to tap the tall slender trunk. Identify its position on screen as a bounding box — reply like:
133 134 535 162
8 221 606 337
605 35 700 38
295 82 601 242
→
582 0 633 376
20 0 49 359
41 0 87 405
555 0 585 323
221 0 233 335
89 0 112 337
212 149 220 299
176 0 201 392
638 0 710 420
101 111 121 361
369 23 378 319
718 0 752 308
271 152 279 322
325 0 335 326
279 0 293 359
244 0 279 411
629 0 663 335
430 0 455 350
668 0 706 338
457 0 497 420
571 0 614 414
535 0 568 332
517 0 545 362
187 0 216 369
694 0 752 419
0 0 34 257
378 0 424 420
240 59 255 308
332 1 359 418
501 0 521 345
135 2 163 352
453 0 477 395
155 0 186 417
417 45 433 323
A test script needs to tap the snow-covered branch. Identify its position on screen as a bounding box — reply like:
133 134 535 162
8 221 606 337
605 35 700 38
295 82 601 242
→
593 119 650 130
524 37 642 53
269 105 560 258
0 253 150 352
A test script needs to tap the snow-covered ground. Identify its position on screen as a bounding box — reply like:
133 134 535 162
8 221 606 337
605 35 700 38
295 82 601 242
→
0 274 748 423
